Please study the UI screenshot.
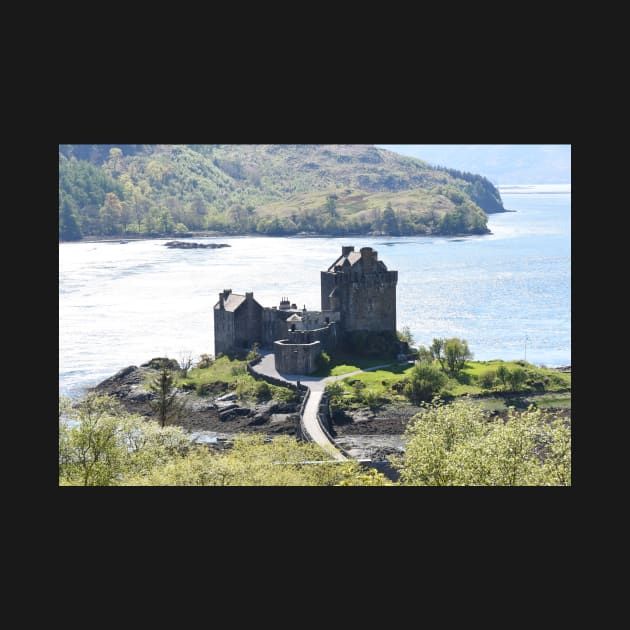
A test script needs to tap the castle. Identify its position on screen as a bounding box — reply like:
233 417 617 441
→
214 246 398 374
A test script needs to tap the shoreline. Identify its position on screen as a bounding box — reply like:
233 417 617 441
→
62 228 495 245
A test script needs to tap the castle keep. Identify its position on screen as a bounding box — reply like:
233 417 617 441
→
213 246 397 374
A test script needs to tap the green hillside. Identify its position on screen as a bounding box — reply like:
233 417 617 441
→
58 144 506 240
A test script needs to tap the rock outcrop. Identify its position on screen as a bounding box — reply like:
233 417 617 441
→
164 241 231 249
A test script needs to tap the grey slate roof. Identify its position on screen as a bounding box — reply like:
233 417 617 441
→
214 293 246 311
327 251 362 271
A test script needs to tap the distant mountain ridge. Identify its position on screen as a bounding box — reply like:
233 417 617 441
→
58 144 507 240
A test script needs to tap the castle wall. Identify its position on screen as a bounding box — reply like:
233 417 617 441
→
233 293 262 349
285 321 338 354
341 269 398 332
262 308 293 348
214 308 235 355
273 340 321 375
320 272 337 312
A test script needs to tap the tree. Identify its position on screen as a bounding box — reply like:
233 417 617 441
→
429 338 446 370
397 325 415 348
148 367 186 428
179 351 193 378
104 147 123 176
325 195 338 218
443 338 473 376
59 194 82 240
496 364 510 390
382 202 399 235
394 399 570 486
59 394 192 486
99 192 123 235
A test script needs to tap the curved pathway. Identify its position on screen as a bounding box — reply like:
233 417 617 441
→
252 353 395 461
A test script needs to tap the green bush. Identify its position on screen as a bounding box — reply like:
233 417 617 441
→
197 354 214 369
254 381 271 402
478 370 497 390
315 351 331 372
403 362 447 404
507 366 527 391
326 381 350 411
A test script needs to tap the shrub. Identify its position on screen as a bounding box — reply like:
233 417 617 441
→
478 370 497 390
197 354 214 369
254 381 271 402
403 363 447 404
496 364 510 390
246 343 261 363
507 366 527 391
361 389 382 410
315 351 331 372
326 381 350 411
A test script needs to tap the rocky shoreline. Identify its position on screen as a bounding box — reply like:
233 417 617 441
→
89 360 571 461
163 241 230 249
91 361 300 437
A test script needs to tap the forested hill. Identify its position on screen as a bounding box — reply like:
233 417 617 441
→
58 144 506 241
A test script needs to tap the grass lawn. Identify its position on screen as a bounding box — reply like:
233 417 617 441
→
177 356 248 388
326 358 571 410
313 353 403 377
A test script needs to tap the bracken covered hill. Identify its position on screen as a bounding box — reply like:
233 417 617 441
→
59 144 506 240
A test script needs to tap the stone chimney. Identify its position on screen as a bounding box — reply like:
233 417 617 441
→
342 245 355 256
219 288 232 309
360 247 377 269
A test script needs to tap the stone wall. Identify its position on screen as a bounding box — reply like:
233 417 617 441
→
261 307 292 348
341 269 397 332
285 321 338 354
273 340 321 375
233 292 263 349
214 308 235 355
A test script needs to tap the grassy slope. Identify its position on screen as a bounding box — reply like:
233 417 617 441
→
173 356 296 403
210 144 486 226
325 358 571 409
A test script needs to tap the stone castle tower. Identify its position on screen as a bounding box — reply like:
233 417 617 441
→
320 246 397 334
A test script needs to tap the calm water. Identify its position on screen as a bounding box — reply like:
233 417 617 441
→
59 187 571 399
